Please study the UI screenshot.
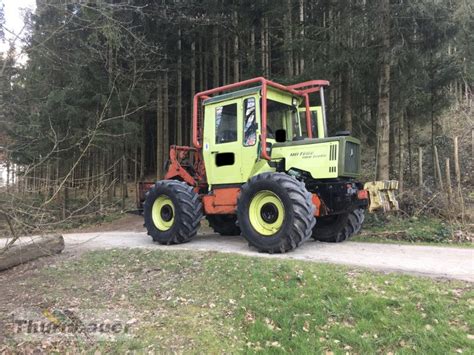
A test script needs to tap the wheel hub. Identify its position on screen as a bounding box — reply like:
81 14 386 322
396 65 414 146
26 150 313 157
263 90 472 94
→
260 203 279 223
248 190 285 236
160 205 174 222
152 195 175 231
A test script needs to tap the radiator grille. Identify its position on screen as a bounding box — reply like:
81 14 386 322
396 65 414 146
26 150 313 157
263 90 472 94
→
329 144 338 161
344 141 360 174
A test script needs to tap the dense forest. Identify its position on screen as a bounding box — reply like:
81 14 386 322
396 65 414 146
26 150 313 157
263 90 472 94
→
0 0 472 233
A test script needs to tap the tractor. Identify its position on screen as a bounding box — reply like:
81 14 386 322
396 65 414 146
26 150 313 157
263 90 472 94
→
139 77 398 253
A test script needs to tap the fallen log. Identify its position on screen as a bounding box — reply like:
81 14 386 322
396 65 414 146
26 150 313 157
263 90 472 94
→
0 235 65 271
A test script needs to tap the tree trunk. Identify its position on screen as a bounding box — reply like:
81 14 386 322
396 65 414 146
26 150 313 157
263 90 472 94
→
223 41 227 85
407 109 413 182
199 38 204 92
122 103 128 209
156 75 164 179
86 152 91 199
398 110 405 192
250 26 256 73
6 160 10 192
260 13 270 77
100 151 106 212
233 10 239 82
445 158 452 202
429 50 440 178
140 113 145 179
176 28 183 146
265 17 270 75
163 70 169 170
190 40 196 144
285 0 294 78
0 235 65 271
418 147 423 187
107 150 113 201
434 145 443 190
62 180 68 220
203 40 209 91
375 0 391 181
342 67 352 132
299 0 305 73
260 17 266 75
122 149 127 210
212 26 219 87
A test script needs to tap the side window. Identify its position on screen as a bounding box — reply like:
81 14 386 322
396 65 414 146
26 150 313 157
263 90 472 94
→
215 103 237 144
243 98 257 146
300 110 318 138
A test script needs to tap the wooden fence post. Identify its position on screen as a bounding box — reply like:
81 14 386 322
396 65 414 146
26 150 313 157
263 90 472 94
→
453 136 465 220
471 128 473 158
434 145 444 190
453 136 462 193
445 158 452 203
418 147 423 187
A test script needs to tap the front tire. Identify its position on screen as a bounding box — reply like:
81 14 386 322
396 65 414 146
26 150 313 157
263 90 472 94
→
312 208 365 243
237 173 315 253
143 180 202 244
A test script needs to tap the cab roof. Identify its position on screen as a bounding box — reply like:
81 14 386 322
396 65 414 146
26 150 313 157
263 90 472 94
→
202 85 300 107
202 86 262 105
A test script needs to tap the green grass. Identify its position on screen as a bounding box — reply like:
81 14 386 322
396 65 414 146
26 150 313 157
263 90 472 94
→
354 214 473 247
351 236 474 248
1 250 473 353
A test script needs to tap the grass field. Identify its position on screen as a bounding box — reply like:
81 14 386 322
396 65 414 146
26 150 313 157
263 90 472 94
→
1 249 472 353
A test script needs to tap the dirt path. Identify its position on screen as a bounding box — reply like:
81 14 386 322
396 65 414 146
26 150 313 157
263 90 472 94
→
3 214 473 282
30 230 471 282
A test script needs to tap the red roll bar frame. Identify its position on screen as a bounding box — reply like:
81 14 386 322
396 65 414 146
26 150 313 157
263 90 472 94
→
192 77 329 161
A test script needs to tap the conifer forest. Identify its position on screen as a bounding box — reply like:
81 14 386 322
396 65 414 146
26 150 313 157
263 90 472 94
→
0 0 472 236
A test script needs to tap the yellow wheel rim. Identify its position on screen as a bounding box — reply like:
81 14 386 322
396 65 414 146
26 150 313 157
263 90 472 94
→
152 195 175 231
249 190 285 236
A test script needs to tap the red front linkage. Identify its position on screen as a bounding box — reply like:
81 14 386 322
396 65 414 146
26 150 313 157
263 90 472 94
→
164 145 206 191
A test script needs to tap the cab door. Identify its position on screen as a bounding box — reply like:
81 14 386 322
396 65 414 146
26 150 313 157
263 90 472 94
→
202 99 243 185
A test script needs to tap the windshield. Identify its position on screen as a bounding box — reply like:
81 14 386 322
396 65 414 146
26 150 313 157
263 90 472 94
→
266 100 302 141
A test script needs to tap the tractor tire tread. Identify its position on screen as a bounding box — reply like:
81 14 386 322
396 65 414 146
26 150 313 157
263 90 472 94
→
312 208 365 243
143 180 202 245
206 215 241 236
237 172 315 253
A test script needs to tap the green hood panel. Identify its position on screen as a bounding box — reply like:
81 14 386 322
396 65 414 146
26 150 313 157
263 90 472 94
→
271 137 361 179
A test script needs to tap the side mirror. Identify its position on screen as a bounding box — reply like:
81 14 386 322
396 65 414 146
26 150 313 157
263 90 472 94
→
275 129 287 143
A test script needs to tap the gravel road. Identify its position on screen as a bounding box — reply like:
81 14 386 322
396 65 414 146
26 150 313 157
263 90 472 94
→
48 231 474 282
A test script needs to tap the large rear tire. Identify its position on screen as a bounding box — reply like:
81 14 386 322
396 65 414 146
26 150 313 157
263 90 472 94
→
143 180 202 244
237 173 315 253
206 215 241 236
312 208 365 243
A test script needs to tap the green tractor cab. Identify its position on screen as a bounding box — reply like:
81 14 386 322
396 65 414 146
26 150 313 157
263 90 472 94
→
140 77 398 253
